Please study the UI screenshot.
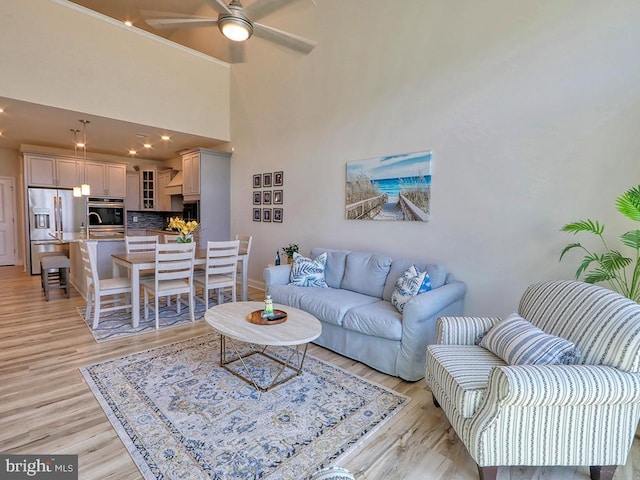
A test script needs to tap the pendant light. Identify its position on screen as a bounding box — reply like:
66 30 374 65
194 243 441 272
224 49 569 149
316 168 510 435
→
79 119 91 196
71 128 82 197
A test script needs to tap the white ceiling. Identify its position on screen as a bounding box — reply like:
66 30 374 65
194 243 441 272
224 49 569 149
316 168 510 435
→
0 0 234 161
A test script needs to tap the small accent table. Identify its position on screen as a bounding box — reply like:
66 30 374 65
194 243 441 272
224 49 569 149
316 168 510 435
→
205 301 322 392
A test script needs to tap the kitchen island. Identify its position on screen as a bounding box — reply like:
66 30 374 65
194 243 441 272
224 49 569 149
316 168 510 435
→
50 233 126 299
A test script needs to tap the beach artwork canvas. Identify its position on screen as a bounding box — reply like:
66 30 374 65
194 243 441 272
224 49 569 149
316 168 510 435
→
345 150 432 221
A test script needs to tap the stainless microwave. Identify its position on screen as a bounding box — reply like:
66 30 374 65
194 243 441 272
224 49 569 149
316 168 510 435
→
87 197 125 229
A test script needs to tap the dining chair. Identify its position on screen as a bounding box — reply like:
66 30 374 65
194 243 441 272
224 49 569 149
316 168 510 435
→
162 234 180 243
141 242 196 329
194 240 240 309
235 234 253 301
125 235 159 252
79 241 132 329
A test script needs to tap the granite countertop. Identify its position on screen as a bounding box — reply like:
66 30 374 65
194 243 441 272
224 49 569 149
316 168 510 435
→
49 232 125 242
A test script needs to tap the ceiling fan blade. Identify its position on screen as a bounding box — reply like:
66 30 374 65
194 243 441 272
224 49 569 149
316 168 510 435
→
253 22 316 54
145 18 218 29
244 0 305 22
203 0 232 15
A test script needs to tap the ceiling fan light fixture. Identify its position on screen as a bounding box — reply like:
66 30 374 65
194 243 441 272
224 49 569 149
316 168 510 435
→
218 0 253 42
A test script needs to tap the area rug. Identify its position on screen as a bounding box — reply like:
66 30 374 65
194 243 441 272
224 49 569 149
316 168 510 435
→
80 334 410 479
78 293 253 342
77 302 207 342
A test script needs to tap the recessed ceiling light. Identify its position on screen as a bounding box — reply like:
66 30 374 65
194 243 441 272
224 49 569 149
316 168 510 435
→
129 150 137 155
124 20 133 27
143 142 152 148
0 108 4 113
161 135 170 141
76 142 85 148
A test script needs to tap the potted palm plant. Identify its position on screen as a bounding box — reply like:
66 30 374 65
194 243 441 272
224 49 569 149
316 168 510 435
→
281 243 299 264
560 185 640 303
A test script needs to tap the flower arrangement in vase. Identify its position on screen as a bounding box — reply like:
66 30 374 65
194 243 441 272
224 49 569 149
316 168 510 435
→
281 243 299 264
168 217 199 243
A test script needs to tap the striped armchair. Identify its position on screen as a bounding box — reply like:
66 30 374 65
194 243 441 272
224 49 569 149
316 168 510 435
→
425 280 640 480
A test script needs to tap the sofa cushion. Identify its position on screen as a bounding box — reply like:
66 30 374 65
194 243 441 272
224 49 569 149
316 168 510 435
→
298 288 380 327
383 258 447 301
341 252 392 298
342 300 403 340
310 248 350 289
289 252 328 288
479 313 581 366
426 344 507 418
391 265 431 313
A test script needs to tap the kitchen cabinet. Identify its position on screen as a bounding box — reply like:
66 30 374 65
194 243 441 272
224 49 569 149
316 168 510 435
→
85 161 127 197
25 154 80 188
182 151 200 198
125 172 140 210
157 170 175 211
182 148 231 243
140 168 156 210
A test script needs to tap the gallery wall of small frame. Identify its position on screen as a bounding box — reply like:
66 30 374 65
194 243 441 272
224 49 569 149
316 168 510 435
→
253 171 283 223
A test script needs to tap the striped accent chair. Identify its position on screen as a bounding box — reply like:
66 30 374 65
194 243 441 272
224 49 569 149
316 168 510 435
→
425 280 640 480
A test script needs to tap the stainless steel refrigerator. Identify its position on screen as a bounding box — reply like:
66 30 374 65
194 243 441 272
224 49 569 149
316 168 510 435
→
28 187 86 274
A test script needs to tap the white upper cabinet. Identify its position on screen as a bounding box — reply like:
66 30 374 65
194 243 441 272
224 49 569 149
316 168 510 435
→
25 154 80 188
182 151 200 198
84 161 127 197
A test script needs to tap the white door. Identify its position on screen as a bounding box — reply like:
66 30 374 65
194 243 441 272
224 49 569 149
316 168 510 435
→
0 177 16 265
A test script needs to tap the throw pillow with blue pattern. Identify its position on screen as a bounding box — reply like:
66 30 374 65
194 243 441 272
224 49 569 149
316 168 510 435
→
479 313 581 365
289 251 328 287
391 265 432 313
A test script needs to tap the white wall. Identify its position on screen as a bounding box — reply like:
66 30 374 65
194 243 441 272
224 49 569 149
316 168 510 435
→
229 0 640 314
0 0 230 141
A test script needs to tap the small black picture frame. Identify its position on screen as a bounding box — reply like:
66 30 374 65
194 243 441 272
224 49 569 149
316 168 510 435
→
263 172 272 188
273 207 283 223
273 190 283 204
253 191 262 205
253 208 261 222
274 171 283 186
262 190 272 205
253 174 261 188
263 208 272 222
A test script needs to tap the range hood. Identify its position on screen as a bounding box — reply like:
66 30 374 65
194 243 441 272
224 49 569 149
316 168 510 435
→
165 171 183 195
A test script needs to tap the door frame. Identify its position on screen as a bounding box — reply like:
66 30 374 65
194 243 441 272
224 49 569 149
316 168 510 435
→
0 176 18 266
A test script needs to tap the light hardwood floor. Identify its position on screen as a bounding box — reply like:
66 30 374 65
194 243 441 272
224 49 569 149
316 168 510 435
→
0 265 639 480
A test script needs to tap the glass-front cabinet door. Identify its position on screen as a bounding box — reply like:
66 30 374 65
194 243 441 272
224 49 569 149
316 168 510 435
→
141 168 156 210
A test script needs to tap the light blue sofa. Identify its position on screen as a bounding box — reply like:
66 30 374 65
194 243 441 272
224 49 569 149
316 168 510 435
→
263 248 466 381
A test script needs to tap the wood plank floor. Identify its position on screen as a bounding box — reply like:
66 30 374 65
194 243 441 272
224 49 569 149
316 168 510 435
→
0 265 639 479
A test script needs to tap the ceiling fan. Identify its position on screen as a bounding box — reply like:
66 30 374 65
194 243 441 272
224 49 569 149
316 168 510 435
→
142 0 316 59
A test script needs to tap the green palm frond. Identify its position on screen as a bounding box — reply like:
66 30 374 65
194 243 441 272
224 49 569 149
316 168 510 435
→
600 250 633 271
560 220 604 235
575 253 601 279
620 230 640 250
560 184 640 302
559 243 584 261
616 186 640 222
583 269 617 284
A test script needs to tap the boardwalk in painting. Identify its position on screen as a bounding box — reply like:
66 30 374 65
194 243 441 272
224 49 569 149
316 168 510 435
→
345 151 432 222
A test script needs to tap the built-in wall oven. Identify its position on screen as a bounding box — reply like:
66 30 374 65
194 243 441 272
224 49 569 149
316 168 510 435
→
87 197 125 236
183 200 200 223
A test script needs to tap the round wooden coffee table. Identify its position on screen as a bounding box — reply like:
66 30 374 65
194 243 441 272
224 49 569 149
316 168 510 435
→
205 301 322 392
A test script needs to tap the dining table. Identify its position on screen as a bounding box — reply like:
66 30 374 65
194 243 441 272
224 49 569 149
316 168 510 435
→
111 248 208 328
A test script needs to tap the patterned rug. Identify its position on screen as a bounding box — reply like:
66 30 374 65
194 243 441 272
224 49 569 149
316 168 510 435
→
80 334 409 479
78 294 250 342
77 302 206 342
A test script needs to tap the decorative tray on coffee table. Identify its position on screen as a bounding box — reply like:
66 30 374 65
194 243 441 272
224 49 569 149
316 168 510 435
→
248 309 288 325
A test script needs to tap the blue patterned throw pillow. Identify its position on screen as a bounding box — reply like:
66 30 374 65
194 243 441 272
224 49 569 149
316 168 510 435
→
391 265 431 313
289 252 328 287
479 313 581 365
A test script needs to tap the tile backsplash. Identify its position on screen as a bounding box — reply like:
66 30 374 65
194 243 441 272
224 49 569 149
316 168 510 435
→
126 211 181 230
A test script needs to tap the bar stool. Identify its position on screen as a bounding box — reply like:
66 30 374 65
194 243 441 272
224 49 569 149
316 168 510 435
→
40 254 71 301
